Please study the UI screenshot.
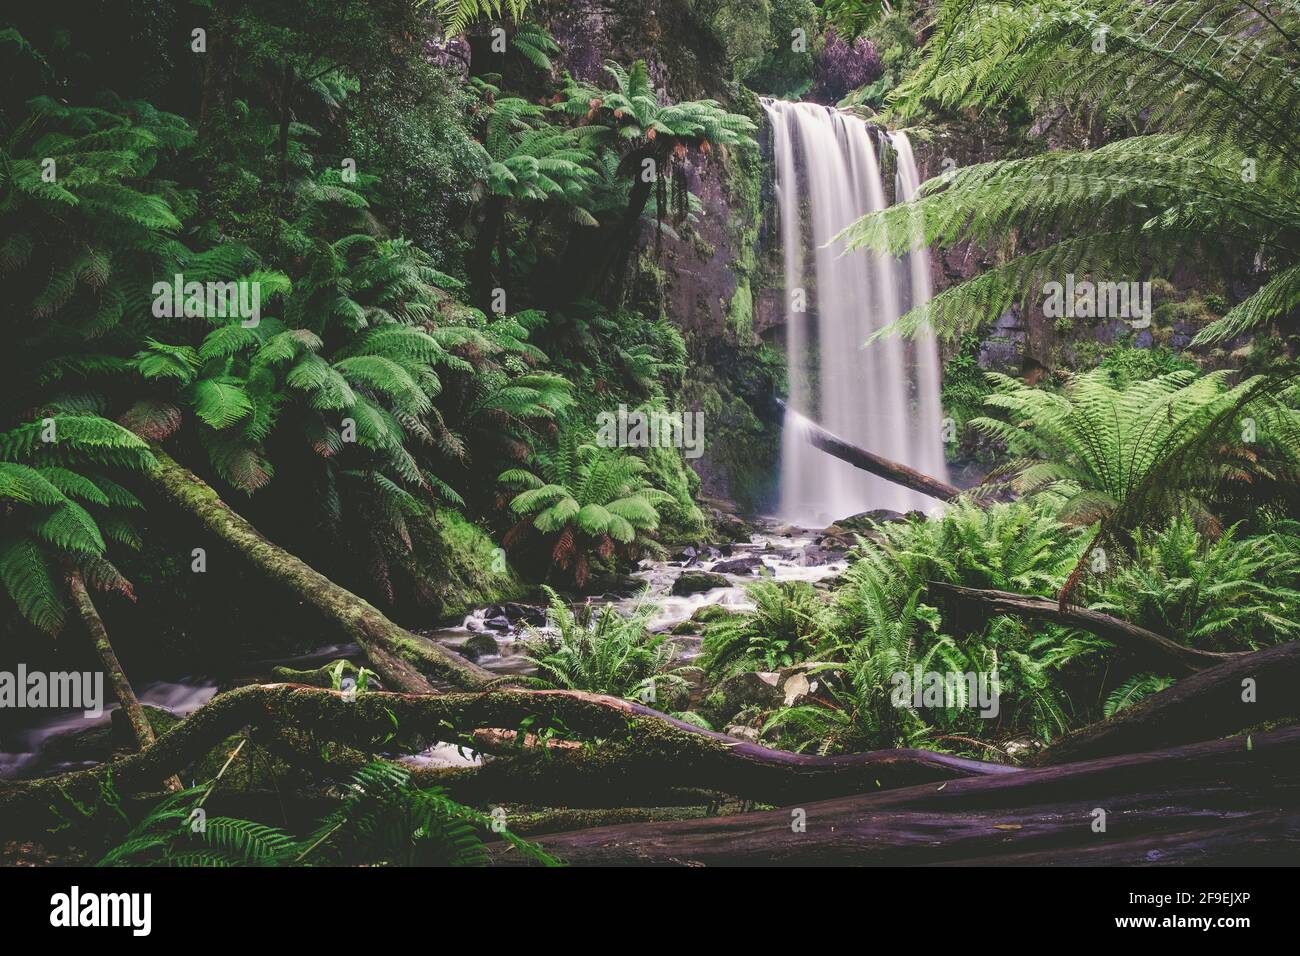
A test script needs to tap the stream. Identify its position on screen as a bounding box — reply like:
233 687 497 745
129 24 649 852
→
0 518 847 780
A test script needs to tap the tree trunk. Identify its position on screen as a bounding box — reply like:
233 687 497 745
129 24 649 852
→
0 684 1012 833
1033 638 1300 766
140 449 494 694
471 195 507 309
597 143 663 299
928 581 1243 674
492 725 1300 865
777 399 964 502
64 569 183 792
277 63 294 202
197 0 233 145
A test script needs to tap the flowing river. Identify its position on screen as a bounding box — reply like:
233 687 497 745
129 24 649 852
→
0 517 847 779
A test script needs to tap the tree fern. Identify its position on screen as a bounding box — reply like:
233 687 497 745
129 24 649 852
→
839 0 1300 349
969 367 1300 599
437 0 536 38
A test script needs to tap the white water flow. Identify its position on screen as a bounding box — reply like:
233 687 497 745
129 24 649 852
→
764 100 948 527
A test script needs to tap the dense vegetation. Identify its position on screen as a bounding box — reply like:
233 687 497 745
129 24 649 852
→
1 0 1297 871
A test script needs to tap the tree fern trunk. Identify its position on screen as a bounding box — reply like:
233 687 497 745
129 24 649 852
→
197 0 233 144
64 568 182 791
471 196 507 309
277 63 294 201
597 142 665 300
141 448 494 693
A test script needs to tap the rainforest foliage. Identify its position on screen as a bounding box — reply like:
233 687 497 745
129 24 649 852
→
2 0 1299 868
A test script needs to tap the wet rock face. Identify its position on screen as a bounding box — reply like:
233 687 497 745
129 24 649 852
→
632 156 748 337
543 0 731 100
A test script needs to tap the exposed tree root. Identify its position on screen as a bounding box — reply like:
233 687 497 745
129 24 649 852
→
490 725 1300 866
142 449 494 694
928 581 1244 674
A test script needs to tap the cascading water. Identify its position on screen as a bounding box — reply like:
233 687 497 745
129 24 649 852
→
764 99 949 527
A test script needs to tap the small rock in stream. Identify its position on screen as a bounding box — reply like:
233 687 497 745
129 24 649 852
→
710 555 764 575
671 571 730 595
460 632 501 661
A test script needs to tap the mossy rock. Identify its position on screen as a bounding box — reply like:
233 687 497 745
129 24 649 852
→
691 604 739 625
460 632 501 662
702 666 826 726
672 571 730 595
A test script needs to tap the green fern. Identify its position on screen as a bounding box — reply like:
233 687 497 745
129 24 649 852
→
839 0 1300 350
1104 672 1175 718
519 586 697 705
97 761 559 867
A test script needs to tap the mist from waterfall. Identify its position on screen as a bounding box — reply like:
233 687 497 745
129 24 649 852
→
764 99 948 527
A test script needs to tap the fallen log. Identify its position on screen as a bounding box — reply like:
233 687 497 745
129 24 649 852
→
778 399 964 502
0 685 1013 834
928 581 1242 674
490 724 1300 866
142 448 493 694
1034 638 1300 766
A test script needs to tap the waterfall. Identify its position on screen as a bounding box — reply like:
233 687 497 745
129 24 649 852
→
764 99 949 527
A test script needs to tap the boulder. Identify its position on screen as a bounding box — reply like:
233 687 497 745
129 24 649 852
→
710 554 764 575
704 666 825 724
671 571 729 596
501 602 546 626
460 632 500 662
691 604 738 626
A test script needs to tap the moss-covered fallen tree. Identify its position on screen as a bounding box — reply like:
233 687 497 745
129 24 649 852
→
492 725 1300 866
6 636 1299 862
0 684 1014 836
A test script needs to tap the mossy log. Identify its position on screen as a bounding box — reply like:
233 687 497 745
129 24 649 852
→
928 581 1243 674
1033 638 1300 766
0 684 1013 834
142 448 494 694
491 724 1300 866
